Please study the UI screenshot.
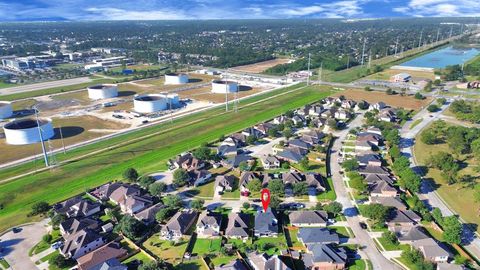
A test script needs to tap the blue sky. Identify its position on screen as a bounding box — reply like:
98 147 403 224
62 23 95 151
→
0 0 479 21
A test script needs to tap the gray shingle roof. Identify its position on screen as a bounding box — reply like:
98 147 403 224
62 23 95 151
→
303 244 347 267
254 210 278 235
298 228 340 245
289 210 328 226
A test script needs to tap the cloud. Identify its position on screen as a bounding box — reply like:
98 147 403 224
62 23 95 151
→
394 0 480 17
84 7 189 20
270 1 366 18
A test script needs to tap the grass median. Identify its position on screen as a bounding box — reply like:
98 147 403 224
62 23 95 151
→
0 83 334 232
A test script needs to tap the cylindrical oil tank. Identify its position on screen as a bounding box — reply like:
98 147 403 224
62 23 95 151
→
164 73 189 85
211 80 238 93
87 84 118 100
3 118 54 145
133 94 168 113
0 101 13 119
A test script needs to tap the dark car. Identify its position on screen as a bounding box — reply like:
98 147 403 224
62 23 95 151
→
12 227 22 233
359 222 367 230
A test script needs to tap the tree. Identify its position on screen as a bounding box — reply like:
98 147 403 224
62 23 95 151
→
299 157 309 171
116 215 145 240
138 176 156 188
155 207 173 223
433 79 442 86
285 110 294 118
427 104 439 112
437 97 447 105
382 231 399 246
327 119 338 130
164 195 183 209
192 146 212 160
349 172 367 193
173 169 190 187
43 234 53 244
364 86 372 91
324 201 343 217
293 182 308 196
362 204 390 225
31 201 49 215
283 128 293 139
49 254 71 269
246 136 257 145
342 158 359 172
386 88 393 95
442 216 463 245
242 202 250 209
267 127 278 138
239 161 251 172
139 261 166 270
472 138 480 160
270 196 281 209
191 199 205 210
389 145 401 160
432 207 443 225
421 130 438 145
246 178 262 193
149 182 166 196
123 168 139 182
51 213 66 227
268 179 285 197
414 92 424 100
383 129 400 145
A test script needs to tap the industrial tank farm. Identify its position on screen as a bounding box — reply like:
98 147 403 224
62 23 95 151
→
3 118 54 145
211 80 239 93
0 101 13 119
87 84 119 100
164 73 189 85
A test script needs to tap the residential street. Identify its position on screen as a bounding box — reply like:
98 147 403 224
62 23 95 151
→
329 113 402 270
0 219 49 270
400 100 480 261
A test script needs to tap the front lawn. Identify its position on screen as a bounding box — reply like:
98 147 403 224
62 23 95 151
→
347 259 366 270
254 236 288 256
316 178 337 201
329 226 352 238
377 237 410 252
189 180 216 198
192 238 222 255
285 228 304 249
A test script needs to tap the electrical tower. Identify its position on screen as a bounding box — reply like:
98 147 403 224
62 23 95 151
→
306 53 311 86
361 39 366 66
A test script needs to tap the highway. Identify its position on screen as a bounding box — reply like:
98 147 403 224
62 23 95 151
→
0 77 92 96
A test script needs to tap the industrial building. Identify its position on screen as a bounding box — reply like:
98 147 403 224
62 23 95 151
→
0 101 13 119
211 80 239 93
87 84 119 100
164 73 189 85
133 93 180 113
3 118 54 145
1 55 53 71
84 56 134 71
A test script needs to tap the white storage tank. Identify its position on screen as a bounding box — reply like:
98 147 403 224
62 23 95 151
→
87 84 118 100
165 73 189 85
0 101 13 119
134 94 168 113
3 118 54 145
211 80 238 93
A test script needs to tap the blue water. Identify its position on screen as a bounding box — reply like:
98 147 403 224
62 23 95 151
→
400 46 480 69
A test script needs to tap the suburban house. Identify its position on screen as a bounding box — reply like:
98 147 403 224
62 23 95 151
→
355 140 374 152
240 171 260 195
288 138 311 151
341 99 356 109
371 102 386 111
387 209 422 233
247 253 290 270
358 166 390 177
215 175 236 194
369 197 407 211
254 122 276 136
196 212 223 238
160 210 197 240
60 218 99 238
301 130 325 145
281 172 325 192
305 173 327 192
297 228 340 247
292 115 306 126
379 109 397 122
217 144 238 157
390 72 411 82
109 185 141 206
242 127 264 139
54 197 101 218
221 154 254 169
289 210 328 227
273 115 289 125
413 238 450 263
296 105 311 116
309 105 324 117
61 229 106 259
90 182 124 201
334 109 351 120
222 136 245 147
169 152 205 171
369 180 398 197
254 209 278 237
84 259 127 270
188 169 212 187
276 147 306 163
356 153 382 167
437 263 465 270
261 155 281 170
133 203 165 225
225 213 250 240
76 242 127 270
357 132 383 146
396 226 430 245
214 259 248 270
310 118 327 128
302 243 347 270
119 195 153 215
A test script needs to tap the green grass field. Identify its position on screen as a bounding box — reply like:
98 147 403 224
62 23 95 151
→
0 83 334 232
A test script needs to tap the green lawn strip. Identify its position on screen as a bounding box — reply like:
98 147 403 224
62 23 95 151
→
376 237 410 252
176 260 209 270
38 250 59 263
316 177 337 201
409 119 423 129
30 229 62 256
286 228 303 248
347 259 366 270
0 85 334 232
122 250 153 264
396 257 421 270
142 234 189 264
188 180 216 198
328 226 351 239
192 238 222 255
0 258 10 269
0 79 116 101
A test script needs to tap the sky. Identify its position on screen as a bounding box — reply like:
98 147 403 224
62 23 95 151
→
0 0 479 21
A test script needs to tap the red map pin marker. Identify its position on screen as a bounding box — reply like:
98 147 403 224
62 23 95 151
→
261 188 271 212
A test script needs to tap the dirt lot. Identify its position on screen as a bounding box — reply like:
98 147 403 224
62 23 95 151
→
365 68 435 81
177 85 265 103
0 115 128 164
136 73 215 88
333 89 432 111
231 58 292 73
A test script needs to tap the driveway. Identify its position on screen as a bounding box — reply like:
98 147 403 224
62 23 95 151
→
0 219 49 270
248 137 284 158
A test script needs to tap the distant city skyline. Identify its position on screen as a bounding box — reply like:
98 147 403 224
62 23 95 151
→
0 0 479 21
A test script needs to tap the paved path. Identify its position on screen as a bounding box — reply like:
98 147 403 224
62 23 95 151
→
0 219 49 270
329 113 402 270
0 77 92 96
400 99 480 261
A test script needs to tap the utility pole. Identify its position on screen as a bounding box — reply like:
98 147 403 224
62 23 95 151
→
306 53 311 86
225 69 229 112
418 29 423 48
449 25 453 39
394 37 399 57
34 108 49 167
436 28 440 43
59 125 66 154
368 49 372 69
361 39 366 66
346 55 350 69
318 62 323 83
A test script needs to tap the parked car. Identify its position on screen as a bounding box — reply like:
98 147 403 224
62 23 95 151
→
359 222 368 230
51 241 63 250
12 227 21 233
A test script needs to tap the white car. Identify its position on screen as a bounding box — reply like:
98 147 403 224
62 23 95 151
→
51 241 63 250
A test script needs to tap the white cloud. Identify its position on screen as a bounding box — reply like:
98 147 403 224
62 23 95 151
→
272 1 366 18
85 7 189 20
395 0 480 17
